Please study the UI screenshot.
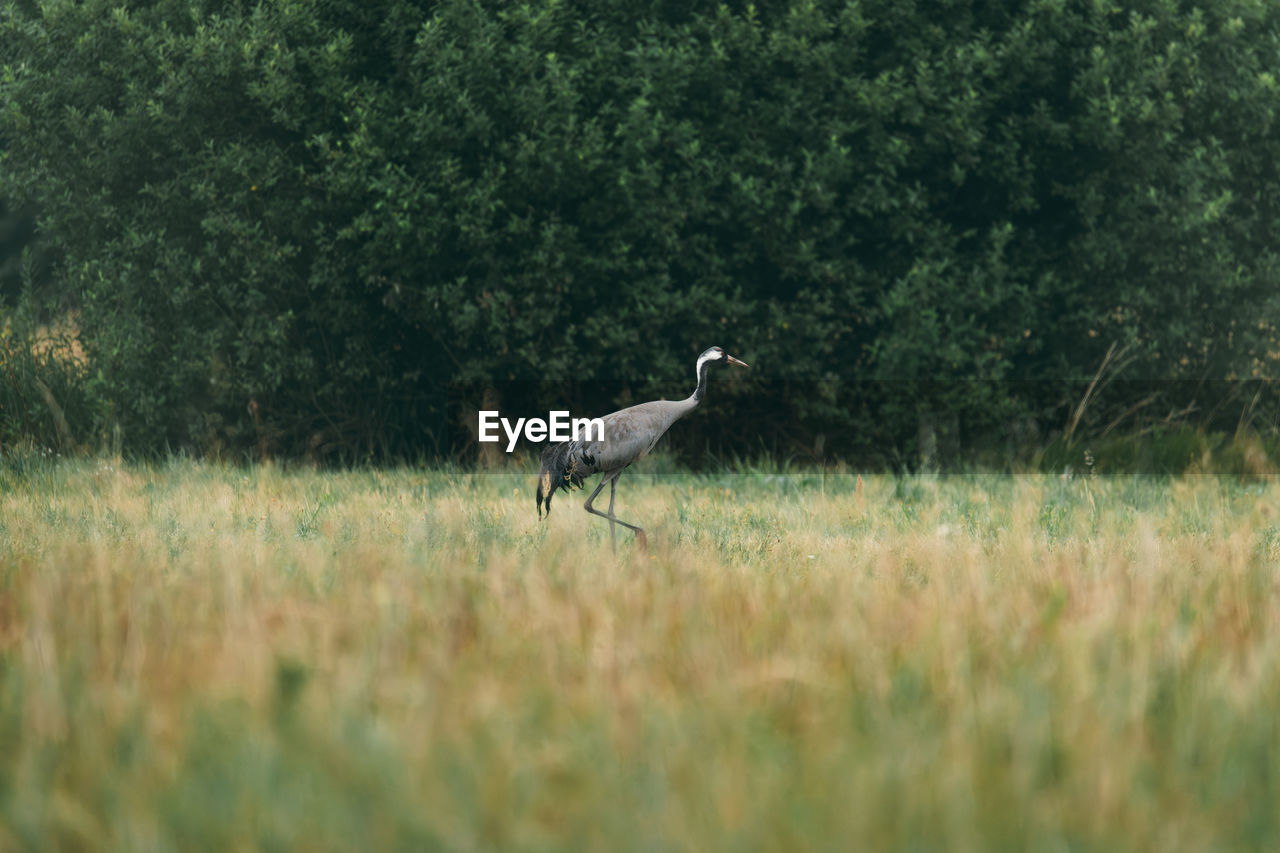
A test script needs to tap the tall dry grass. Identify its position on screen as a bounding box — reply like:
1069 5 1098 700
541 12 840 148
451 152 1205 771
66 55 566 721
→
2 457 1279 850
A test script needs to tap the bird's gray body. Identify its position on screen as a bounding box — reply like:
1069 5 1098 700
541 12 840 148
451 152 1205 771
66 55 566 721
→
576 398 697 474
536 347 747 551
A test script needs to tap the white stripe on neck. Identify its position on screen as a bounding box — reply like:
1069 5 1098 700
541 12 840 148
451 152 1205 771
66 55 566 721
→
696 352 717 378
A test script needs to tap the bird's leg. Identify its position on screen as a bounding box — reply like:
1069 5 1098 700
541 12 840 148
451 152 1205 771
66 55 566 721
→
584 472 620 554
603 470 647 551
584 471 647 553
607 475 618 553
583 477 608 516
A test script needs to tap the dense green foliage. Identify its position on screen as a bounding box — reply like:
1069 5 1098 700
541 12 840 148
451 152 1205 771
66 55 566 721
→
3 0 1279 463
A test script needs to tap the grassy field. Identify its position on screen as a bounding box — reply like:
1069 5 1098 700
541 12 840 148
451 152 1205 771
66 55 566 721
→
2 455 1279 851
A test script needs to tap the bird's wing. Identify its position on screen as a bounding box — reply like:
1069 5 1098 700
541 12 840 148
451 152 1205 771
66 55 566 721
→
591 400 691 471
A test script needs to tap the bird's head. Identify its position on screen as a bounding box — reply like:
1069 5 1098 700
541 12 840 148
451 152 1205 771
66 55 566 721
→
699 346 749 369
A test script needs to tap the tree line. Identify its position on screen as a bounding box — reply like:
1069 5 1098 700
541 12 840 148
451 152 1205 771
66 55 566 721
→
3 0 1279 469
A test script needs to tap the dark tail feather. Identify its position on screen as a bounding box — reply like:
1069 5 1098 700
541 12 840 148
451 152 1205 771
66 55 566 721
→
536 441 588 519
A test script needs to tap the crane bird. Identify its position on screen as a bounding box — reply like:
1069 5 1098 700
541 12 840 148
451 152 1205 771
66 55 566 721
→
536 346 748 551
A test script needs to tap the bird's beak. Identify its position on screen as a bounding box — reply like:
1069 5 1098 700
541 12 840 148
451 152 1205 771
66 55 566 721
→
726 354 749 368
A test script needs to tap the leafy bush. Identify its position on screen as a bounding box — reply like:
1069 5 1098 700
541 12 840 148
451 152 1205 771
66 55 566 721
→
0 291 93 454
2 0 1278 463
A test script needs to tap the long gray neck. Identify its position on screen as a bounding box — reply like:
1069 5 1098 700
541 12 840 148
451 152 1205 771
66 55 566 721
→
691 357 711 404
656 358 709 427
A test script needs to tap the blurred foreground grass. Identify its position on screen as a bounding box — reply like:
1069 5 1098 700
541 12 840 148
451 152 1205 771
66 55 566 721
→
2 456 1280 850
